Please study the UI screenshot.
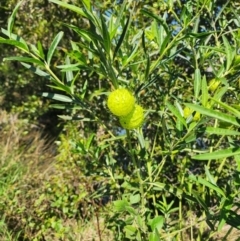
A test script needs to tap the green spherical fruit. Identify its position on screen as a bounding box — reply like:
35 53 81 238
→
107 89 135 116
119 105 144 130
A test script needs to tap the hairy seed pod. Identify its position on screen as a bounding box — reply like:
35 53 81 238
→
107 89 135 116
119 105 144 130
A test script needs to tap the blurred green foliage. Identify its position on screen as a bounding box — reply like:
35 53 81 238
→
0 0 84 120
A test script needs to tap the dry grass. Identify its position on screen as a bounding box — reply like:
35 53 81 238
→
209 208 240 241
179 210 240 241
211 226 240 241
0 109 113 241
43 217 113 241
0 109 55 171
0 109 56 239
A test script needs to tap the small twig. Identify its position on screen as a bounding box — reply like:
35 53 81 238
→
96 210 102 241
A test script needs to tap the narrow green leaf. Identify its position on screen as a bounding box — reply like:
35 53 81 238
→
4 56 44 66
86 134 95 151
64 56 74 85
187 121 199 133
201 75 208 107
222 35 234 71
184 131 197 144
41 92 73 102
82 2 101 27
194 68 201 99
80 80 88 99
153 20 161 48
223 210 240 230
0 38 28 52
100 14 111 55
142 31 147 55
185 104 240 127
189 175 226 197
205 127 240 136
62 23 101 43
188 32 215 38
82 0 91 10
216 65 225 78
50 103 83 111
20 62 50 78
7 1 23 36
151 182 183 197
22 64 70 94
175 101 184 116
166 102 187 128
113 16 131 59
211 97 240 118
192 147 240 161
1 28 29 51
108 14 118 39
77 41 98 56
159 32 171 56
135 130 146 149
49 0 87 17
204 166 216 185
190 191 209 212
30 44 43 59
122 42 140 67
37 41 45 59
199 45 225 54
232 8 240 27
69 72 80 91
152 17 171 56
176 118 184 132
235 150 240 171
232 104 240 111
212 84 228 100
144 56 150 82
141 8 169 34
57 115 84 120
47 31 64 65
59 66 80 72
56 63 80 72
46 83 72 94
161 115 170 143
218 218 227 232
115 0 127 27
50 104 70 109
192 16 200 34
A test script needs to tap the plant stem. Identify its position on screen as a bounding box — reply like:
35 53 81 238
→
179 196 183 240
178 156 187 241
126 130 145 209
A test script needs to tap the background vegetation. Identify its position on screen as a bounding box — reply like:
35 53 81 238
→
0 0 240 240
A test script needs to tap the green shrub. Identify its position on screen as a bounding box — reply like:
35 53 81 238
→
1 0 240 240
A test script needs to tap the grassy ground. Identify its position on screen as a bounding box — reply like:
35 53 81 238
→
0 110 50 240
0 110 113 241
